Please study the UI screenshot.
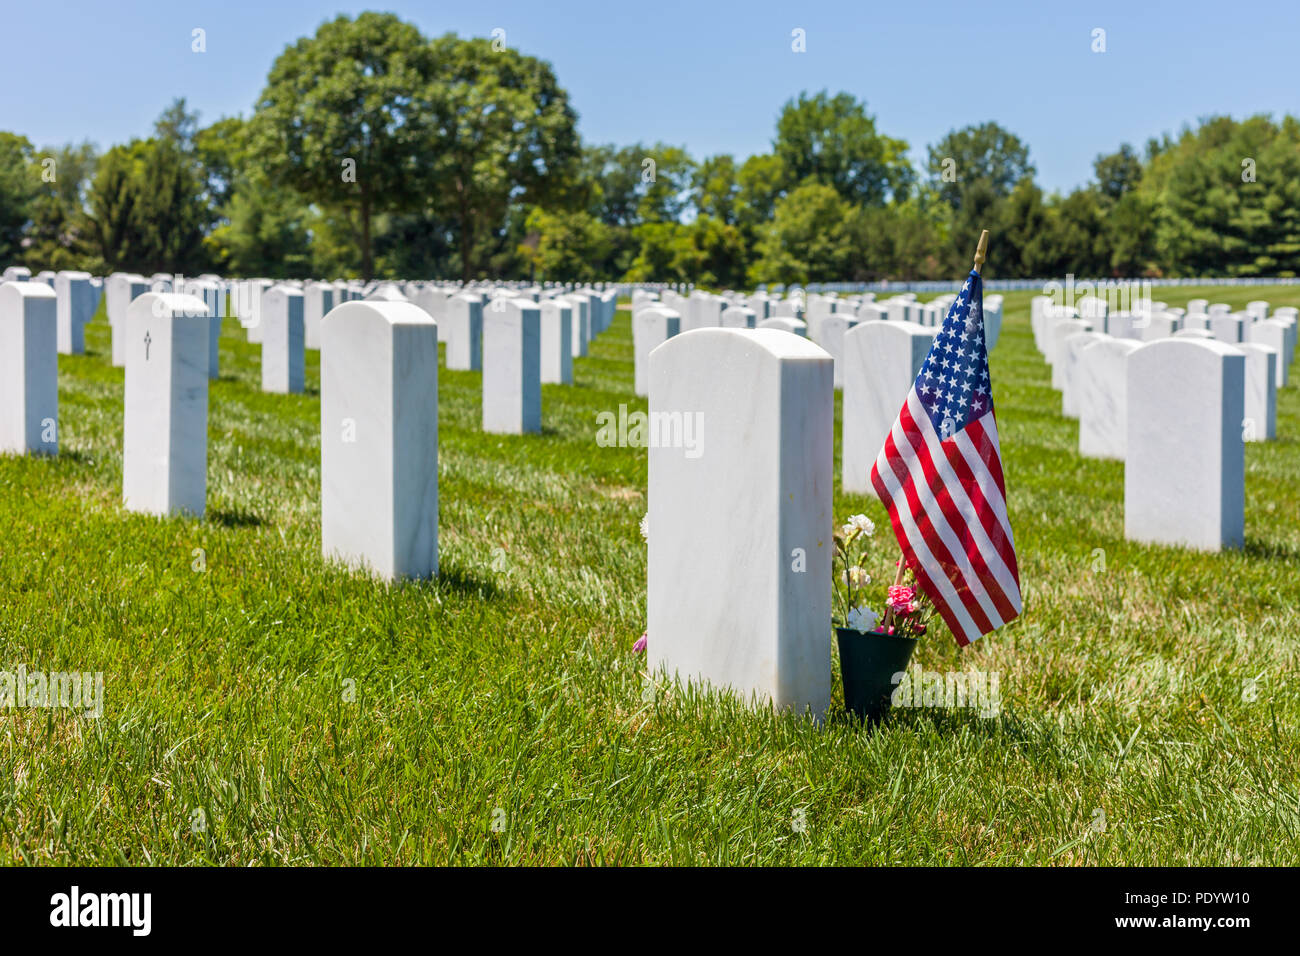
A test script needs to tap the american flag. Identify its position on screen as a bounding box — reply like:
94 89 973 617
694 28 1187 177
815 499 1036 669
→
870 270 1022 646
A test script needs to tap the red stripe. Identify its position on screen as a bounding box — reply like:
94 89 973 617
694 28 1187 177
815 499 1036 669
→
896 404 1008 629
963 419 1021 589
930 423 1020 621
880 419 994 638
871 462 973 646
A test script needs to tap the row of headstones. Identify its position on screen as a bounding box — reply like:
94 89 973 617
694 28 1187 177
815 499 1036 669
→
628 290 1004 398
0 278 621 579
1030 294 1298 551
4 266 620 434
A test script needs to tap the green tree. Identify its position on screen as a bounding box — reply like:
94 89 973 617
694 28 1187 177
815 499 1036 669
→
1093 143 1143 201
774 91 914 206
749 181 858 285
86 115 209 276
0 132 38 265
521 206 611 282
249 13 441 279
24 141 98 271
426 33 581 280
928 122 1034 210
693 154 740 224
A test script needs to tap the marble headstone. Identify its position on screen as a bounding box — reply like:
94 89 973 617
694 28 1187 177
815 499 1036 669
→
647 328 832 718
1125 339 1244 551
841 320 934 494
539 299 574 385
1236 342 1277 442
445 294 484 371
1076 337 1140 460
483 298 541 434
0 281 59 455
54 271 94 355
321 301 438 579
122 293 211 517
633 306 681 398
261 285 306 394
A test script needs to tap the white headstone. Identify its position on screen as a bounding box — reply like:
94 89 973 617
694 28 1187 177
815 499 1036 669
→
648 329 832 718
54 271 94 355
539 299 573 385
1125 339 1244 551
818 314 854 389
1208 312 1244 343
721 306 757 329
122 293 211 517
181 279 223 379
0 281 58 455
1061 331 1107 418
483 298 541 434
1236 342 1277 442
261 285 305 394
304 282 335 350
841 320 934 493
1246 319 1288 387
756 317 807 336
1076 337 1139 460
633 306 680 398
321 301 438 579
445 294 484 371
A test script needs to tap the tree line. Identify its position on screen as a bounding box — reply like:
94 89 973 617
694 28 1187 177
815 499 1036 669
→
2 12 1297 286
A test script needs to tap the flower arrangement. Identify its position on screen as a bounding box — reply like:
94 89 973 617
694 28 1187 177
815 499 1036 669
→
832 513 933 639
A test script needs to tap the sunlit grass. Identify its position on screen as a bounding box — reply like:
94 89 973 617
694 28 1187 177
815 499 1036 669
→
0 286 1296 865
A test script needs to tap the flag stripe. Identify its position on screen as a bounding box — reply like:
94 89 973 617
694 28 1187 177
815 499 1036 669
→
871 452 982 644
868 269 1022 646
895 400 1013 628
876 424 994 635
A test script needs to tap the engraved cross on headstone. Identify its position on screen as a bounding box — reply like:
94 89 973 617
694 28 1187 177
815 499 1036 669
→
144 330 152 361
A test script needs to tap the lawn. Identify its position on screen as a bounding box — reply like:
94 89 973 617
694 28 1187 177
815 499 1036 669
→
0 285 1297 865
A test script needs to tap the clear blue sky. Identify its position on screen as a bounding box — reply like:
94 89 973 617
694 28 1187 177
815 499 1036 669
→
3 0 1296 194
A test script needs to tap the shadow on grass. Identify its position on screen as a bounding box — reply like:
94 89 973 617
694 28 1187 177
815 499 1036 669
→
1243 537 1300 562
209 508 265 528
429 563 504 602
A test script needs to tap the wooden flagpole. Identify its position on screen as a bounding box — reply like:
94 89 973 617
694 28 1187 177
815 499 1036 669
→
885 228 989 632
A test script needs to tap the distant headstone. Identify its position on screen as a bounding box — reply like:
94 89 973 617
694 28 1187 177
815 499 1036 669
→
1077 337 1139 460
1236 342 1277 442
304 282 335 350
261 285 306 394
721 306 756 329
1247 319 1289 387
122 293 211 517
483 298 541 434
54 271 94 355
841 320 933 494
633 306 681 398
0 281 58 455
445 294 484 371
1061 331 1107 418
756 317 807 336
648 329 832 718
818 314 854 389
321 301 438 579
539 299 574 385
1125 339 1244 551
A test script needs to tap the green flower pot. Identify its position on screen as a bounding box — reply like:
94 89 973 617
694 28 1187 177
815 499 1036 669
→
836 626 917 722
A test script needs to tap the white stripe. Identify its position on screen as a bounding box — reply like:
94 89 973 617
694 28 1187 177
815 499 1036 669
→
953 424 1023 614
905 395 1021 620
874 395 982 640
902 404 1013 625
891 401 1007 630
954 421 1015 545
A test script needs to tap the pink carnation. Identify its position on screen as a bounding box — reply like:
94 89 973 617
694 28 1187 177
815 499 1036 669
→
633 632 647 654
887 585 916 614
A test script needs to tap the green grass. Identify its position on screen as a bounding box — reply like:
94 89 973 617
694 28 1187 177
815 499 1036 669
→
1 286 1297 865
